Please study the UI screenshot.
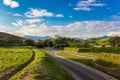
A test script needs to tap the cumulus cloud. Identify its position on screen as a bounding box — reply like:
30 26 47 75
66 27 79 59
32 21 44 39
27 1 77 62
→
12 20 23 27
25 8 64 18
55 14 64 18
25 8 54 18
3 0 19 8
26 19 43 24
74 0 105 11
107 31 120 37
13 21 120 38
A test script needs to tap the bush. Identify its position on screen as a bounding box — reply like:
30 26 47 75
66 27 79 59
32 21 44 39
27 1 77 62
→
90 47 120 54
69 43 92 48
64 47 120 54
78 48 90 52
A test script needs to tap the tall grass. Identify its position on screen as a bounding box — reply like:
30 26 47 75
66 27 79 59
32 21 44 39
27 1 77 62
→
0 47 33 79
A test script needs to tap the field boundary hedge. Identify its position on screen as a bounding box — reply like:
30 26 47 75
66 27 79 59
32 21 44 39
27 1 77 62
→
64 47 120 54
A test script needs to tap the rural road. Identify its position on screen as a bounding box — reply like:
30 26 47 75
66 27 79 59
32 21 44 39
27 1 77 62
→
47 50 117 80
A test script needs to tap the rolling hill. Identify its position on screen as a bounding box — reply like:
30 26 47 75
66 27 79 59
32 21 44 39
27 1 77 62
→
0 32 25 46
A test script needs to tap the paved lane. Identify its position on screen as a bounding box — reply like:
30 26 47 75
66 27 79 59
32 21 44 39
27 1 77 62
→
47 50 117 80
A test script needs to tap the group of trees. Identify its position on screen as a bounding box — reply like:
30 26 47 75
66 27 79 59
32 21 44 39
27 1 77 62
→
36 35 72 48
109 36 120 47
0 33 119 48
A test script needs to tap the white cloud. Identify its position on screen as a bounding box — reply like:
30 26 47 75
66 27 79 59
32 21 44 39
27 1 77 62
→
74 7 91 11
26 19 43 24
88 0 96 2
12 22 19 27
74 0 105 11
13 21 120 38
3 0 19 8
69 16 73 18
13 14 21 16
107 31 120 37
55 14 64 18
25 8 54 18
12 20 23 27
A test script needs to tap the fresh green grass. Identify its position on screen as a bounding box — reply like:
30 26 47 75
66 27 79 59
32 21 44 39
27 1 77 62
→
10 49 74 80
10 49 49 80
94 53 120 79
96 38 110 46
64 47 80 52
64 47 120 54
78 52 98 56
57 52 93 66
95 53 120 67
43 52 74 80
57 52 120 80
0 47 33 79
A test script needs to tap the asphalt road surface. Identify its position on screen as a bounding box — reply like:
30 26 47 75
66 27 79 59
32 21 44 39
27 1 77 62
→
47 50 117 80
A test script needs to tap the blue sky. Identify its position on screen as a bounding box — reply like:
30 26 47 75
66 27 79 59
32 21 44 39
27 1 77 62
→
0 0 120 38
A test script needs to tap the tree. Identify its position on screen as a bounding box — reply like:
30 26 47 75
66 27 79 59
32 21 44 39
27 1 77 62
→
36 40 44 48
53 35 69 48
0 39 5 46
109 36 120 47
24 39 35 46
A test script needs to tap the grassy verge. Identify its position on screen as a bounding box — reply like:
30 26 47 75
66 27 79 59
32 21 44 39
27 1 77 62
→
57 52 120 80
77 52 98 56
10 49 74 80
57 52 93 66
43 52 74 80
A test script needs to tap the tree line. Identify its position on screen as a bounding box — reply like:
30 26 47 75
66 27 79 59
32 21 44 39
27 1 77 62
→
0 35 120 47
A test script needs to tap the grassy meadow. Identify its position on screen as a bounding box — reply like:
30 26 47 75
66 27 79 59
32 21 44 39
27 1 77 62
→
0 46 74 80
0 47 33 79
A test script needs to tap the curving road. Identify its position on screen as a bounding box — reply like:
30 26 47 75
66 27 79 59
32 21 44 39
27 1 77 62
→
47 50 117 80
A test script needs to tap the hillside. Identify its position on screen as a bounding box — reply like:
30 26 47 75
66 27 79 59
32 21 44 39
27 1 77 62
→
0 32 22 38
0 32 25 46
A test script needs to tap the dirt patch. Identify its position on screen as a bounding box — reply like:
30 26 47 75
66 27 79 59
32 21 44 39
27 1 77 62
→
23 74 32 80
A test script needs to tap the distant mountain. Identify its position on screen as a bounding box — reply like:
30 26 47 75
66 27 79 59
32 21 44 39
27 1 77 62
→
24 36 53 40
72 37 84 40
99 35 112 38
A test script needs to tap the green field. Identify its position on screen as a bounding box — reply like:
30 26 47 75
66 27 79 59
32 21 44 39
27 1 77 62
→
57 52 120 79
0 47 33 79
0 47 74 80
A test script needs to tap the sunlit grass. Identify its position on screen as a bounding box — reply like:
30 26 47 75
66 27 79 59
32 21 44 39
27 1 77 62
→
0 47 33 79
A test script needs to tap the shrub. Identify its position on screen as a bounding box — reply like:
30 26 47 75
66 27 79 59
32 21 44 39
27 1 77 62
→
78 48 90 52
69 43 92 48
90 47 120 54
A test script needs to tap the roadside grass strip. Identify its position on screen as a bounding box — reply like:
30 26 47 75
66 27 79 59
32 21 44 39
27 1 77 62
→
10 49 74 80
